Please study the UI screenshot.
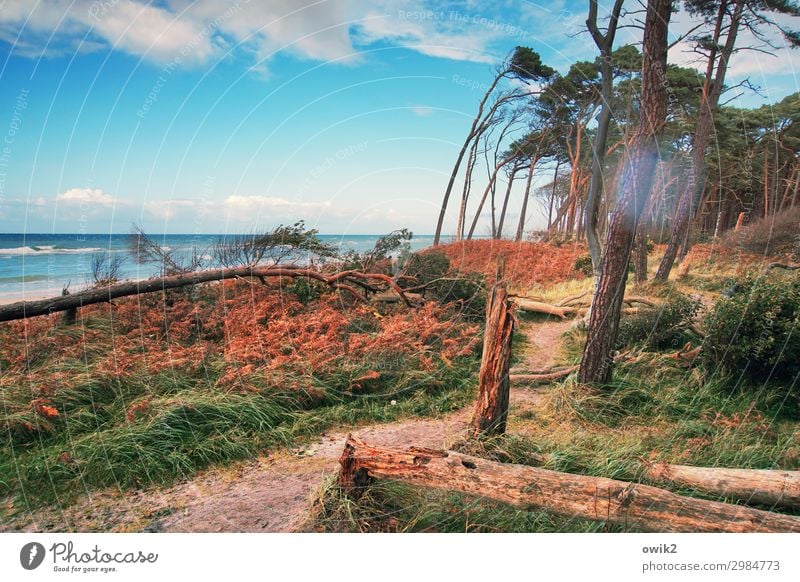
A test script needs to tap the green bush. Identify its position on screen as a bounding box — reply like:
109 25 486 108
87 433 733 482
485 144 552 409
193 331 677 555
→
701 275 800 383
616 293 702 350
286 276 327 304
403 251 450 287
428 273 487 321
574 254 593 276
402 250 485 320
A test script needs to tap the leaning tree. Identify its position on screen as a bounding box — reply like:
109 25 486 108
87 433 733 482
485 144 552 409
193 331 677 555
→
433 47 555 246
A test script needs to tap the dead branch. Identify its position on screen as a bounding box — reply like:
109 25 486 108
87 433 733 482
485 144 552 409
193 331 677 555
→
555 290 590 307
664 342 702 367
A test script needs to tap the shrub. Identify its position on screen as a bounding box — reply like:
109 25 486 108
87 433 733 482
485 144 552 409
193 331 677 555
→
574 254 593 276
286 276 327 304
403 251 450 287
616 293 702 350
427 273 487 321
701 274 800 383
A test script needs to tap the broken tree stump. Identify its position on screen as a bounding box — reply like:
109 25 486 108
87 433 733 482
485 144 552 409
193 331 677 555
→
337 435 800 533
471 274 515 437
646 463 800 510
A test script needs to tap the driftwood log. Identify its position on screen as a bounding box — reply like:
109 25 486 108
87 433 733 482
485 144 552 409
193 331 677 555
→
0 266 413 322
647 463 800 510
471 278 515 436
513 298 642 319
514 299 573 318
338 435 800 533
510 366 577 385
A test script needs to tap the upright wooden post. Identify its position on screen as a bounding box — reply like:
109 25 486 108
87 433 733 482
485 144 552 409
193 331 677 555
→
471 257 514 437
734 211 746 231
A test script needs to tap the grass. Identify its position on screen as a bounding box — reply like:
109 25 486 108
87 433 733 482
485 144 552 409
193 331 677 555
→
0 356 479 511
0 286 483 519
309 257 800 532
309 356 799 532
4 245 797 531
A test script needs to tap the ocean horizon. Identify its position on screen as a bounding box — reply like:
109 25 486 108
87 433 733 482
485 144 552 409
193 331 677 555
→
0 232 438 304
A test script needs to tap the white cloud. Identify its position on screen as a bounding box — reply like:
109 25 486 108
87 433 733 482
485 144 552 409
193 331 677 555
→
0 0 536 68
56 187 115 206
224 194 328 209
90 0 217 63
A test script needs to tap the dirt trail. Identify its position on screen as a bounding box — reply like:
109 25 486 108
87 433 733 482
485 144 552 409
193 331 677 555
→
6 317 572 533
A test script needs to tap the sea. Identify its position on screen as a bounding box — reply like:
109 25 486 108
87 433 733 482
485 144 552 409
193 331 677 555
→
0 233 437 304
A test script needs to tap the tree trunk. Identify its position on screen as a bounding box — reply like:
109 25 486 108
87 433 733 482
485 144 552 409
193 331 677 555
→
764 143 770 219
471 278 515 436
0 266 413 322
467 160 507 239
433 71 513 246
634 229 648 284
579 0 671 384
455 135 481 241
496 166 520 239
515 155 539 242
655 0 745 280
647 463 800 510
585 0 625 276
547 160 561 230
337 436 800 532
734 211 746 231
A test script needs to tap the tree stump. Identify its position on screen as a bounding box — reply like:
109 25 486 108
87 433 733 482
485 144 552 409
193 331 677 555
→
470 276 515 437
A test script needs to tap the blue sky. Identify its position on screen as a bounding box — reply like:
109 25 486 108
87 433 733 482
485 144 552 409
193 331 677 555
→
0 0 797 235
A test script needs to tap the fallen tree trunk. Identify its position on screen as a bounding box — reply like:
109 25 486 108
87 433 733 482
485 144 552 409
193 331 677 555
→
513 298 641 319
647 463 800 510
510 366 577 385
513 299 573 318
762 262 800 275
338 435 800 532
555 290 590 307
623 296 656 307
0 266 413 322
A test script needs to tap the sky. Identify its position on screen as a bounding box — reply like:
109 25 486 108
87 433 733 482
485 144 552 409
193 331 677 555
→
0 0 798 236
